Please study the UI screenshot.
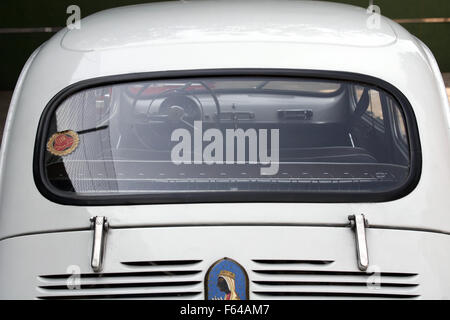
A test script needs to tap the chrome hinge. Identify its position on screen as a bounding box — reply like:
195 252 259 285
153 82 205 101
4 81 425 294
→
90 216 109 273
348 214 369 271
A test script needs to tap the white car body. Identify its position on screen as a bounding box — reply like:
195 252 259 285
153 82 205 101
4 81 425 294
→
1 1 449 299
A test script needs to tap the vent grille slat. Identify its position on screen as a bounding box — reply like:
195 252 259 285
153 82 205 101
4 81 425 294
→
252 291 419 299
37 260 204 300
37 258 420 299
251 259 420 299
39 270 201 280
121 260 202 267
253 270 417 277
253 280 418 288
37 291 201 300
253 259 333 265
39 280 201 290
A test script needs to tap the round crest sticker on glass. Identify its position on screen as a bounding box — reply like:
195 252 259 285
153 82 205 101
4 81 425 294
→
205 258 249 300
47 130 79 156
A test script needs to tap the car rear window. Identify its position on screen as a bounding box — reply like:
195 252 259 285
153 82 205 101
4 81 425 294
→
36 74 420 204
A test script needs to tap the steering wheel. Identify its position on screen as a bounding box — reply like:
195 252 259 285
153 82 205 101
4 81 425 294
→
154 94 203 126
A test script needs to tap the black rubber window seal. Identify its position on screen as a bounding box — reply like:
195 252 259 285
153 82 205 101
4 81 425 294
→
33 69 422 206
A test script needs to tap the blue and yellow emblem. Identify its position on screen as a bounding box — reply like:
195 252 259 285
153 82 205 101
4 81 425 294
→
205 258 249 300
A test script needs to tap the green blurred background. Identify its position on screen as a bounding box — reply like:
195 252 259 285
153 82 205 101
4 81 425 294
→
0 0 449 90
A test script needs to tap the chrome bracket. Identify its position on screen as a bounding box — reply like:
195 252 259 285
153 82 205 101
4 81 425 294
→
90 216 109 273
348 214 369 271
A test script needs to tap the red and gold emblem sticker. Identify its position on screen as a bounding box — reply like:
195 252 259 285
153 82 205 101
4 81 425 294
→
46 130 79 156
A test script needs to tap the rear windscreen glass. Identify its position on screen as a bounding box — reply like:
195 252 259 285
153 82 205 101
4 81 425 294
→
39 76 416 202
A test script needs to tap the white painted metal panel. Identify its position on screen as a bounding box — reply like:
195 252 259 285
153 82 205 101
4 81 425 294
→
61 1 396 51
0 226 448 299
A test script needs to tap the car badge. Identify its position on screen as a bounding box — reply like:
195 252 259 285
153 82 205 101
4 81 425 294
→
47 130 79 156
205 257 249 300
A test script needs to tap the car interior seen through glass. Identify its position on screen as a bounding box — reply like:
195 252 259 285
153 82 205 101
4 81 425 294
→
41 76 412 200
